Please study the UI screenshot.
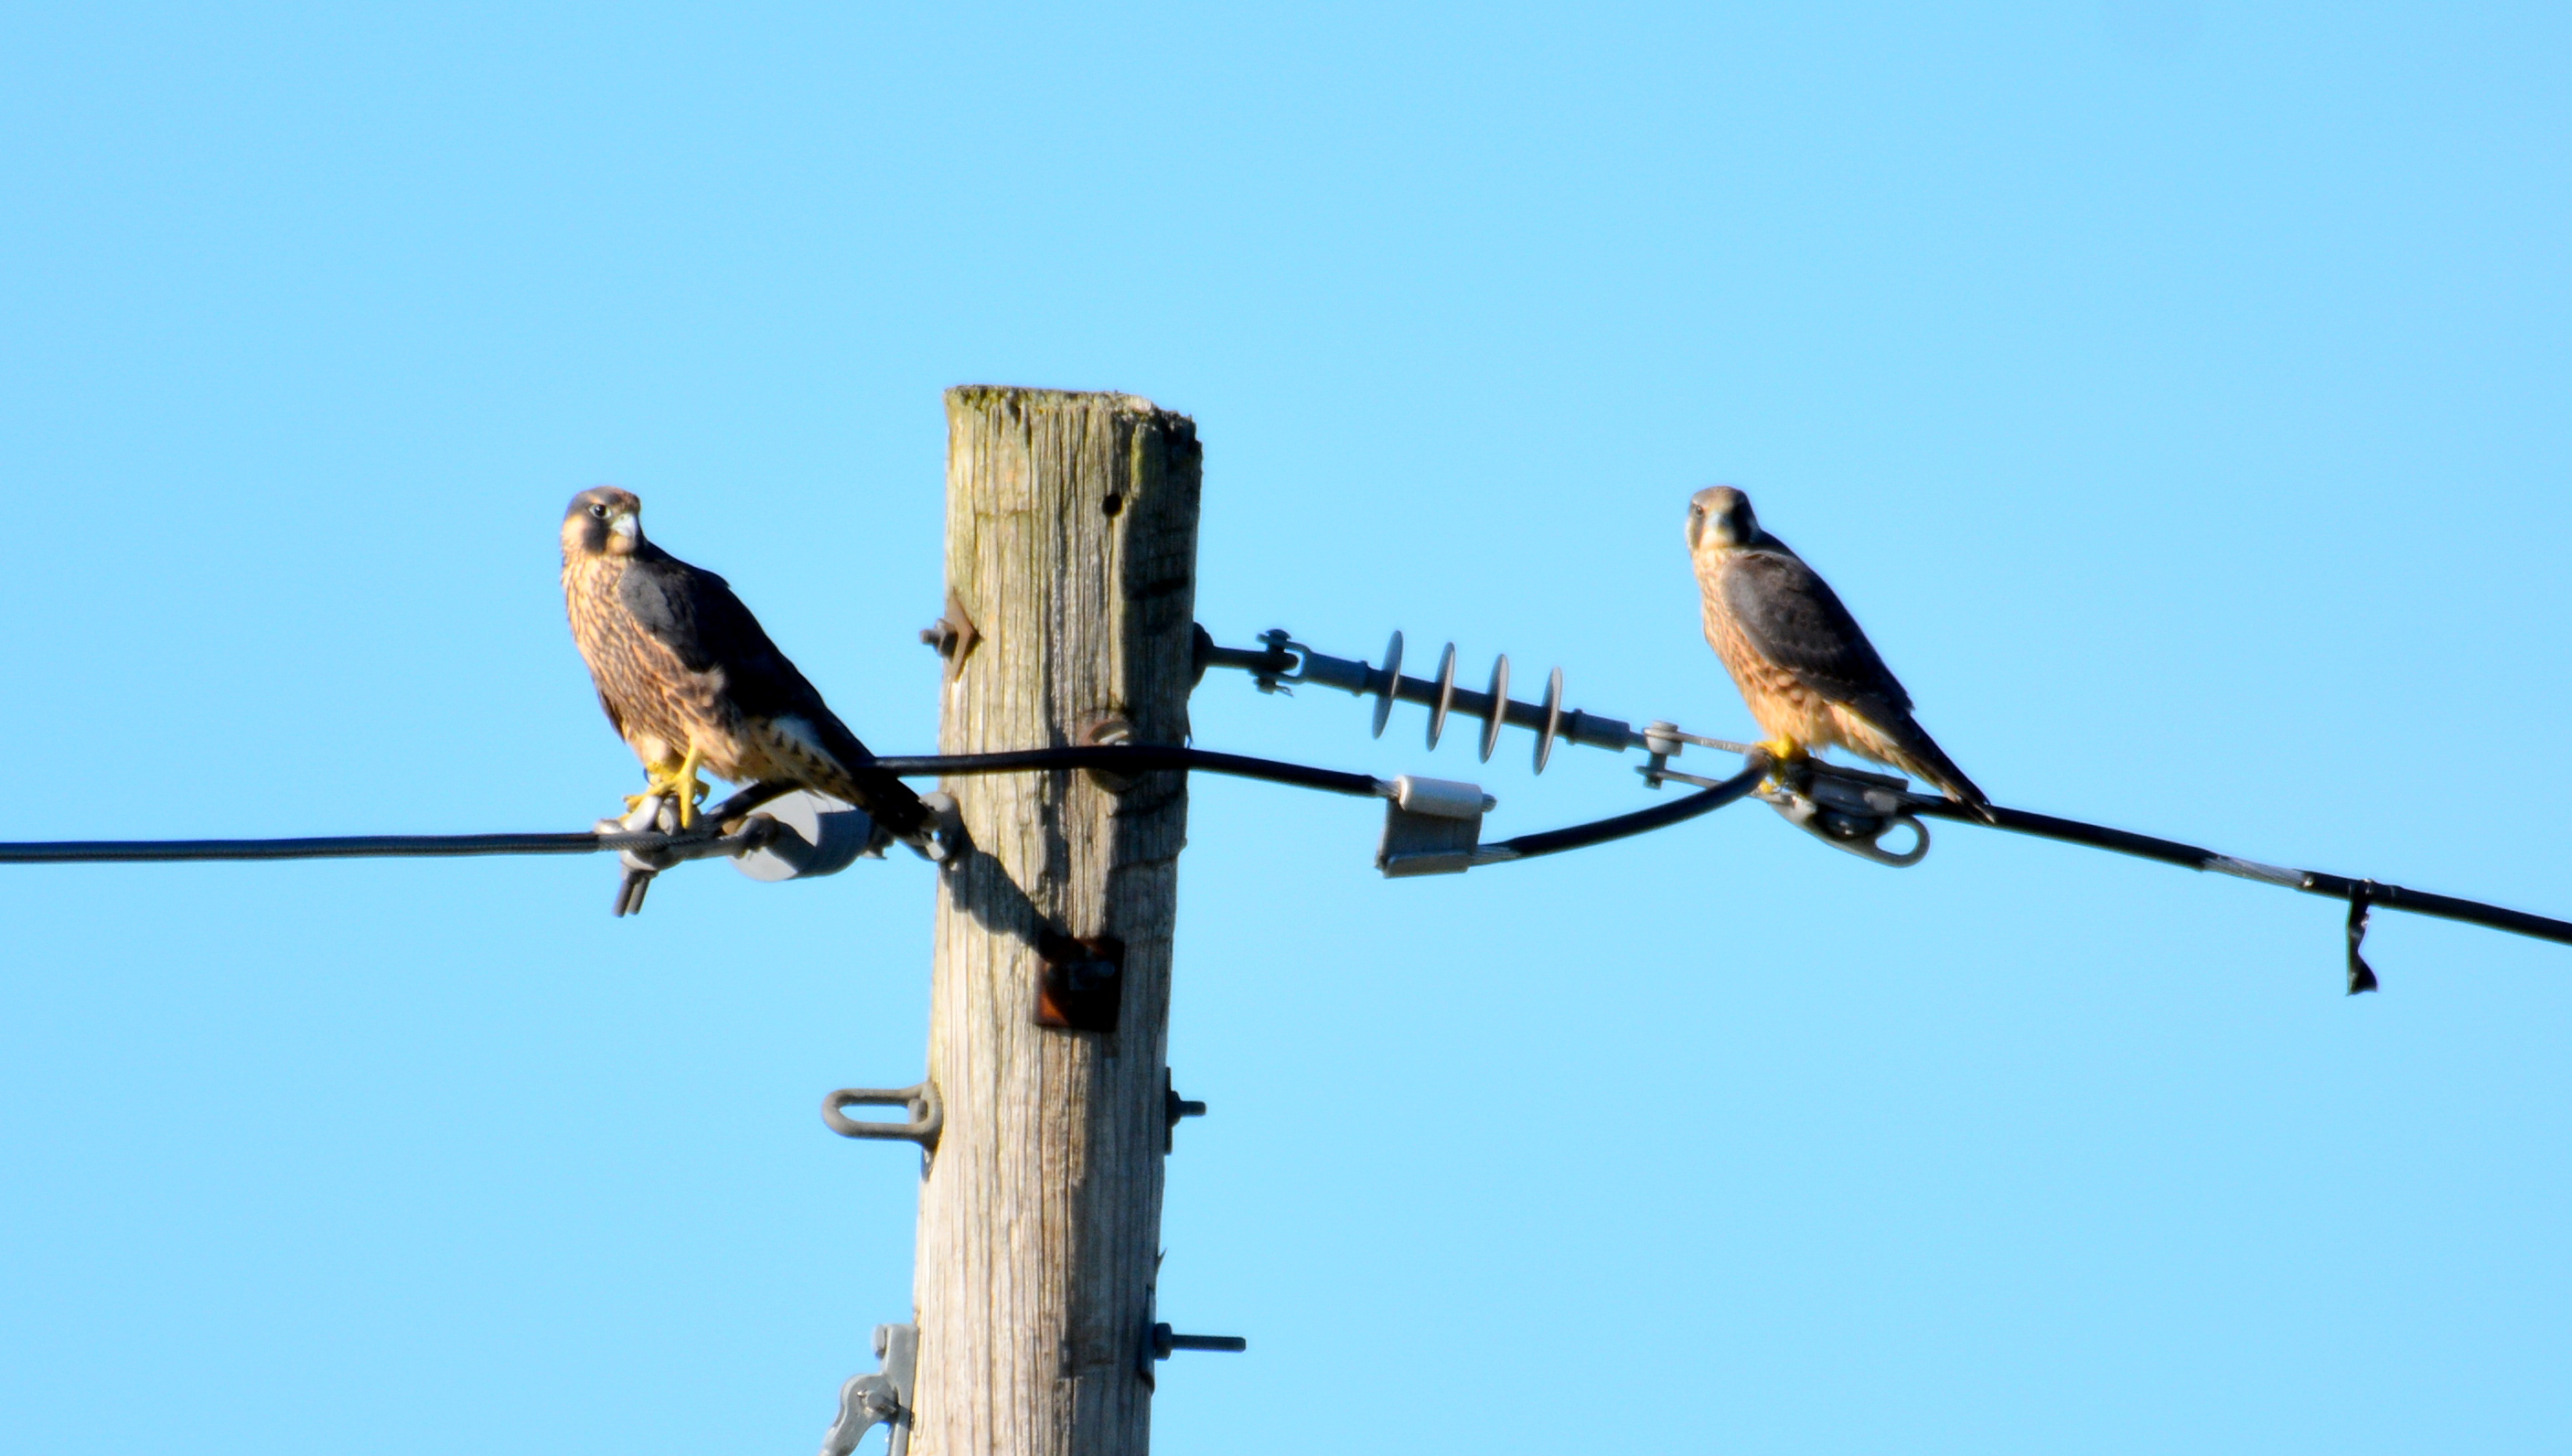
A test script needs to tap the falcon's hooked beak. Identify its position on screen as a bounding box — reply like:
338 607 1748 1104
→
595 502 645 559
564 487 648 560
1688 485 1757 552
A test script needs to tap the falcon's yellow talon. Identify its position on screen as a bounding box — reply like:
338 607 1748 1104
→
669 745 706 829
1756 737 1812 795
625 747 709 824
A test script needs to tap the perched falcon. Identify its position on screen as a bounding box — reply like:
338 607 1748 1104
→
560 487 928 841
1686 486 1995 821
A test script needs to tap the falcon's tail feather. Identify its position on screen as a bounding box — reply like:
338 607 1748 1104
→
1880 715 1998 825
789 711 934 843
826 763 932 841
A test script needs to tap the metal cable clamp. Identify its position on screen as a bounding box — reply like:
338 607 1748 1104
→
597 793 785 916
1760 761 1930 868
1376 774 1497 877
819 1322 917 1456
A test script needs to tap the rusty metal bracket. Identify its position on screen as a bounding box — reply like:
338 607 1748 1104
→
1034 931 1124 1033
919 588 981 680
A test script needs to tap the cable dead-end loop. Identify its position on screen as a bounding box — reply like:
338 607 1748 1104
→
1760 760 1931 868
2347 881 2381 995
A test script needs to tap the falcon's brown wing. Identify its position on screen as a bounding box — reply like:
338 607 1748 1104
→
1719 546 1913 714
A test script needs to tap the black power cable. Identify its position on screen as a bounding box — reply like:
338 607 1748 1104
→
5 714 2566 990
1481 761 1767 862
1907 798 2572 952
873 746 1383 799
0 747 1392 866
0 830 672 865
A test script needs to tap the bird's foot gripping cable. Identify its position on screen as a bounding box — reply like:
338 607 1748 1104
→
597 790 788 916
595 783 967 915
1628 720 1932 868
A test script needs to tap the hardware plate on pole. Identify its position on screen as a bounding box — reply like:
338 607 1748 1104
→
819 1322 917 1456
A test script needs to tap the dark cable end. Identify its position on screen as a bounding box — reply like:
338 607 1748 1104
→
2346 881 2380 994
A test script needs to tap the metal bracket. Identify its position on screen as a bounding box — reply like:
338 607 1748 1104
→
1034 931 1125 1033
1761 762 1931 868
1188 622 1297 690
1375 775 1495 877
1636 721 1761 791
1082 715 1140 793
919 588 981 680
822 1081 943 1150
819 1322 917 1456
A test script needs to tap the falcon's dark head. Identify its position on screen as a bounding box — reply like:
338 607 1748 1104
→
1687 486 1758 553
563 487 645 561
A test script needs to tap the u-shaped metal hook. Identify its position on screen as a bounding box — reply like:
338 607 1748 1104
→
822 1081 943 1149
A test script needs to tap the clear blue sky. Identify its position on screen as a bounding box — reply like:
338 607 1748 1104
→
5 4 2568 1452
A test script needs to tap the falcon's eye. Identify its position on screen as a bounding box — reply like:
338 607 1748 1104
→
589 503 608 519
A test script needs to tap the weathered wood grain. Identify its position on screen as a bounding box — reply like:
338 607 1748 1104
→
910 386 1202 1456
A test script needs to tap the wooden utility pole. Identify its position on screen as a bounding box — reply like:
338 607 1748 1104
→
910 387 1202 1456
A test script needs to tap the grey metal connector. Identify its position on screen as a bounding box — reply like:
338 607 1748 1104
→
820 1322 918 1456
1761 763 1931 868
1376 774 1494 877
734 791 891 882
